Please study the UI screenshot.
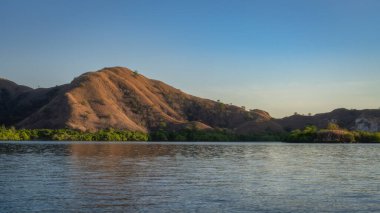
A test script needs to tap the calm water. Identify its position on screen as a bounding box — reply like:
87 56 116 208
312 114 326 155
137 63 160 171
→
0 142 379 213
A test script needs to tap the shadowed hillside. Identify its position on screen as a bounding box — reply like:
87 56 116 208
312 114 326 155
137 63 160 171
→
0 78 66 126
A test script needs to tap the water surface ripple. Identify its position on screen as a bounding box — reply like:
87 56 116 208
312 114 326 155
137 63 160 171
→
0 142 379 212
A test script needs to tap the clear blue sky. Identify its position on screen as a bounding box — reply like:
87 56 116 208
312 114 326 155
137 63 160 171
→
1 0 379 117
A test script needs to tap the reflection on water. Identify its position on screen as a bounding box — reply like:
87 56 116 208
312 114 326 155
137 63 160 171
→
1 142 380 212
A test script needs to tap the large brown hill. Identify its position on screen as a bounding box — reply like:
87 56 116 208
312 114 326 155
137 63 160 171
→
1 67 379 133
0 67 272 132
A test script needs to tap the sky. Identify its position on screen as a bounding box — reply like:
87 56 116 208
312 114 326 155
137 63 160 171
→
0 0 379 118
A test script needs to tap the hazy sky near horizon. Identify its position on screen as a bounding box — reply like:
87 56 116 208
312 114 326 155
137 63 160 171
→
1 0 380 118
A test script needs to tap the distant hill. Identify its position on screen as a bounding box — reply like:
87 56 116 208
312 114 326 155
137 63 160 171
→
276 108 380 132
1 67 379 133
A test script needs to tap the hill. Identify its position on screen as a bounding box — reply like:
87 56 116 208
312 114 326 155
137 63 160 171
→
1 67 379 134
277 108 380 132
0 67 272 133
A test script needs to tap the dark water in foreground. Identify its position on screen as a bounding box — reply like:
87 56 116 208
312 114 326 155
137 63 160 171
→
0 142 379 213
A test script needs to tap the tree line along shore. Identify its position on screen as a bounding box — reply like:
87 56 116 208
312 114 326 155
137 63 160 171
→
0 123 379 142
